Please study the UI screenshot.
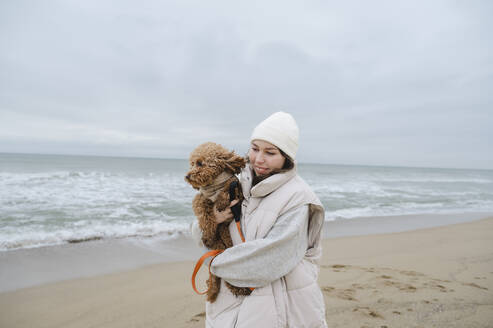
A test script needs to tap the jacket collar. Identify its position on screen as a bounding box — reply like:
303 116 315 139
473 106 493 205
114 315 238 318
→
242 163 297 198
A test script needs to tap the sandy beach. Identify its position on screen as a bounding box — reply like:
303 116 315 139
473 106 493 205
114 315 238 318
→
1 215 492 328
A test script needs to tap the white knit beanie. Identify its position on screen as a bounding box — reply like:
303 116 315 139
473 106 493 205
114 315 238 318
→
250 111 299 160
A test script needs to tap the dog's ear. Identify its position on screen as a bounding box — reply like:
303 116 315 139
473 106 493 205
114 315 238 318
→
221 151 246 174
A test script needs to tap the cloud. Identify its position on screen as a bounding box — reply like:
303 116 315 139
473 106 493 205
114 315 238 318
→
0 0 492 169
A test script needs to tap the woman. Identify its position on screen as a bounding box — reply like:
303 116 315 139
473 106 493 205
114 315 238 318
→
195 112 327 327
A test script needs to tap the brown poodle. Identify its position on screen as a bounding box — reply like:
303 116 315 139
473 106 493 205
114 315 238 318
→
185 142 252 302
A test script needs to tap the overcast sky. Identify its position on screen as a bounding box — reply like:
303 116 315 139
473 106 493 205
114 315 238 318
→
0 0 492 169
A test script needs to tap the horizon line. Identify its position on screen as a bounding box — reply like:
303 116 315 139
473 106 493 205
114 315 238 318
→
1 151 491 172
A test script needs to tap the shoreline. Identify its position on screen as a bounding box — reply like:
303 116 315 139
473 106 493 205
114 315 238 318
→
322 211 493 238
1 215 492 327
1 211 492 293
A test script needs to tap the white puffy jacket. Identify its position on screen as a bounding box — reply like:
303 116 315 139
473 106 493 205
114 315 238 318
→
196 164 327 328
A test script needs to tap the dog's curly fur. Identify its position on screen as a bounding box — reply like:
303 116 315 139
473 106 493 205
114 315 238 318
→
185 142 252 303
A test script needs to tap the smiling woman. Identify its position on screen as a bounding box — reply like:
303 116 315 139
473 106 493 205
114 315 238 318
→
249 140 285 176
194 112 328 327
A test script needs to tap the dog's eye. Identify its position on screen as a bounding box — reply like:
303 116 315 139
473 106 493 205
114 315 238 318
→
196 161 203 167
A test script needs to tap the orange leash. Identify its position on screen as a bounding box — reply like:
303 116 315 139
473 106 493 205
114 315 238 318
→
191 221 254 295
236 221 245 242
191 249 224 295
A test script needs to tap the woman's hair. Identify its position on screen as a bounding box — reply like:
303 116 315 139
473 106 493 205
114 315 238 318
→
278 149 295 171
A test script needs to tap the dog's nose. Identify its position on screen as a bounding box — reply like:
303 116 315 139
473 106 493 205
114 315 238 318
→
185 174 190 180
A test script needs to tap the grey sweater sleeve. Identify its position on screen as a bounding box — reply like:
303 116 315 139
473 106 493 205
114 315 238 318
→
210 205 309 288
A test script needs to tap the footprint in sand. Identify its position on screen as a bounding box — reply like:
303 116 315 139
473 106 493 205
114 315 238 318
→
320 264 350 273
462 282 488 290
332 264 347 269
351 283 366 290
322 286 358 301
323 286 335 292
352 306 384 319
379 277 417 292
423 280 452 293
331 264 348 272
189 312 205 322
399 270 425 277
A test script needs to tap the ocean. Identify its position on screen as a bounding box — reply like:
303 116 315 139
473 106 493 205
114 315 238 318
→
1 153 493 252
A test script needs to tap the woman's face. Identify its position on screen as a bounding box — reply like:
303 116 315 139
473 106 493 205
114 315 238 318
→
249 140 286 176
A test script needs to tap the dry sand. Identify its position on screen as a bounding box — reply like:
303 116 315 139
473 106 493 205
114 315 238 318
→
1 217 492 328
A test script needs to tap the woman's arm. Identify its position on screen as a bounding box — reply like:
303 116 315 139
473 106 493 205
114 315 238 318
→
210 205 309 288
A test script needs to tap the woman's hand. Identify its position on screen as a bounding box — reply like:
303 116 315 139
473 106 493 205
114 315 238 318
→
213 199 240 224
